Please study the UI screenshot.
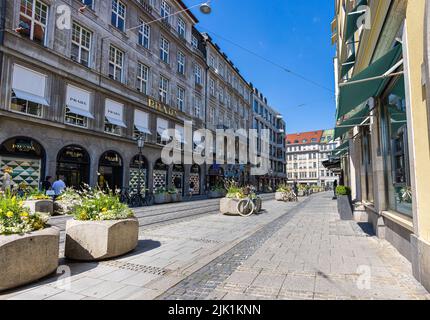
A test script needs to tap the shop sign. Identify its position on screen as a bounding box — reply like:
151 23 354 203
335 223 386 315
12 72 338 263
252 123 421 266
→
148 98 178 118
65 150 84 159
12 141 36 153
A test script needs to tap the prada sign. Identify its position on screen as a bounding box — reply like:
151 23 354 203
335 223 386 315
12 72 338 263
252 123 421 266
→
148 98 178 118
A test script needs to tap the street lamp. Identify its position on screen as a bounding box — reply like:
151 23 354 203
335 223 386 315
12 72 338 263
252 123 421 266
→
200 1 212 14
137 134 145 200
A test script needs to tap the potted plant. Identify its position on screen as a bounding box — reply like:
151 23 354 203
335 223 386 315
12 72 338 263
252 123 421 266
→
168 188 182 203
209 184 227 198
64 188 138 261
336 185 353 220
22 188 54 215
0 191 59 292
54 188 82 215
154 187 170 204
275 184 291 201
220 181 262 215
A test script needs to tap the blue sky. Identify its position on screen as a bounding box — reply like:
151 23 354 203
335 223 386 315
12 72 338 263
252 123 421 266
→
184 0 336 134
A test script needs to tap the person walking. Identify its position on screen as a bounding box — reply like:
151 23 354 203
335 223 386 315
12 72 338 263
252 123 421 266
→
188 181 195 200
52 175 66 197
41 176 53 192
333 179 338 199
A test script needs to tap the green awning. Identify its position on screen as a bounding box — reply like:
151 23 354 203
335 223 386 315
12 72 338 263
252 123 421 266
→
391 75 405 98
345 0 368 41
332 141 349 157
337 44 402 120
334 104 370 139
340 52 356 78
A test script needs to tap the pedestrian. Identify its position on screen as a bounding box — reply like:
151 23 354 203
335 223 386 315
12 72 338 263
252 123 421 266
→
189 181 195 199
52 175 66 197
293 181 298 197
41 176 53 192
333 179 338 199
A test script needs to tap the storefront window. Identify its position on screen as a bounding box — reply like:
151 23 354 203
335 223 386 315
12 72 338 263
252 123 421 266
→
11 96 42 117
382 77 412 216
65 108 87 127
362 127 374 203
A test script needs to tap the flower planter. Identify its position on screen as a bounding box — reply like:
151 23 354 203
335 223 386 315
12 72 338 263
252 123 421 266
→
154 193 171 204
220 197 262 215
209 190 226 199
0 227 60 292
53 200 74 216
23 200 54 215
337 195 353 220
170 193 182 203
65 218 139 261
275 192 288 201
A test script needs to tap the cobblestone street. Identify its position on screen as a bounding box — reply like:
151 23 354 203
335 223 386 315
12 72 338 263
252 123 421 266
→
1 193 428 300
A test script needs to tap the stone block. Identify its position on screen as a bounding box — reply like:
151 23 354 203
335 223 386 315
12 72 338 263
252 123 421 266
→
411 235 430 293
65 218 139 261
23 200 54 215
0 227 60 292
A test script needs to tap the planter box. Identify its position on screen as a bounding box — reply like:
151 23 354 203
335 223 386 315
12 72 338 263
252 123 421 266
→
0 227 60 292
170 193 182 203
23 200 53 215
220 197 263 215
53 200 76 216
275 192 288 201
337 195 353 220
65 218 139 261
154 193 171 204
209 191 226 199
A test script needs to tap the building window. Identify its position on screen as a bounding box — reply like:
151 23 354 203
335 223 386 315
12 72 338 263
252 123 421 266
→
193 96 201 118
191 35 198 49
194 65 202 85
71 23 92 67
138 20 150 49
137 63 149 94
109 46 124 82
177 51 185 75
383 78 412 216
11 96 42 117
19 0 49 46
159 76 169 104
160 1 171 22
65 108 87 127
111 0 126 31
209 78 215 96
210 107 215 124
177 87 185 111
160 37 170 63
209 55 216 68
81 0 93 9
177 17 186 38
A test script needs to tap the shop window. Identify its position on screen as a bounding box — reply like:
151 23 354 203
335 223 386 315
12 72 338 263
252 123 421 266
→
383 77 412 216
11 95 42 117
65 108 87 127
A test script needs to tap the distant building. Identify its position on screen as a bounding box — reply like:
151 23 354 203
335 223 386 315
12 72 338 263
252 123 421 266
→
286 130 339 187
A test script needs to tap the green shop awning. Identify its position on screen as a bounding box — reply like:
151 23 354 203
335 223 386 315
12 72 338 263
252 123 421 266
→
337 44 402 120
340 52 356 78
334 104 370 139
391 75 406 99
345 0 368 41
332 141 349 157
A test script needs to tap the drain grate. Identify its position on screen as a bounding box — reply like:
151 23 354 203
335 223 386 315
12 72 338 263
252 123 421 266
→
144 233 222 244
101 261 169 276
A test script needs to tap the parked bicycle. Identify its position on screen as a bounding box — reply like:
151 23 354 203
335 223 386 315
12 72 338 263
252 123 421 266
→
236 196 259 217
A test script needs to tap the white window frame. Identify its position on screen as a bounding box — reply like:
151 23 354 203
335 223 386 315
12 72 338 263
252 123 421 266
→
159 76 169 104
19 0 49 45
177 51 185 75
177 86 185 111
71 22 92 67
109 45 124 82
177 17 186 38
160 1 171 22
194 64 202 85
160 37 170 63
138 19 150 49
111 0 126 31
137 63 149 95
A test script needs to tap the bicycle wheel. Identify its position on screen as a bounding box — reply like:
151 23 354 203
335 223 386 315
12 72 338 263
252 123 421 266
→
237 199 255 217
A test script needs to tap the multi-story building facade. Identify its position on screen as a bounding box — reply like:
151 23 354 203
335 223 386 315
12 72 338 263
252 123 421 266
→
0 0 209 196
332 0 430 291
202 33 254 187
286 130 339 187
251 88 287 192
0 0 284 196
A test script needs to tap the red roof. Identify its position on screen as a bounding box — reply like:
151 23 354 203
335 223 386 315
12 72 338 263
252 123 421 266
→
285 130 324 145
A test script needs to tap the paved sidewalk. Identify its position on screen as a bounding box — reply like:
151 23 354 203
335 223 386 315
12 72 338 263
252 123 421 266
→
201 193 430 300
1 193 428 300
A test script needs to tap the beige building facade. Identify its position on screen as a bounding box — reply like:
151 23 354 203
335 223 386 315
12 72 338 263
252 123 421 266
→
332 0 430 291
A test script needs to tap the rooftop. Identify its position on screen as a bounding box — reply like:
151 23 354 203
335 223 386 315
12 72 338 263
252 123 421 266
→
286 130 324 145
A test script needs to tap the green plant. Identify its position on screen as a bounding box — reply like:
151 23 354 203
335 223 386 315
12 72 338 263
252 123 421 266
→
70 188 134 221
0 192 48 235
225 180 245 199
23 188 51 200
276 184 291 193
154 187 168 195
168 187 179 195
400 186 412 203
336 185 351 196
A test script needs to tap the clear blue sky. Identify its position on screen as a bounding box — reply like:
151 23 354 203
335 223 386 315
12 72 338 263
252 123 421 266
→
184 0 336 134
